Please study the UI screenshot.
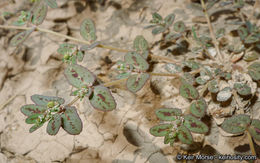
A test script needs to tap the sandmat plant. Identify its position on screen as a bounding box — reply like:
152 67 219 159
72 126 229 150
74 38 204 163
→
0 0 260 159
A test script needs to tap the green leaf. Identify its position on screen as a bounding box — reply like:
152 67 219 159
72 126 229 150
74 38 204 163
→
190 98 207 118
31 2 48 25
164 13 175 27
61 106 82 135
243 52 258 62
152 26 166 35
165 63 182 74
184 115 209 134
44 0 58 8
116 72 131 79
208 79 219 93
76 50 84 62
245 34 259 44
177 125 193 144
221 114 251 134
133 35 149 59
247 62 260 81
31 94 65 106
182 73 195 85
217 87 232 102
126 73 149 93
237 26 248 41
173 21 186 33
10 29 34 47
150 124 172 137
21 104 47 116
124 52 149 71
155 108 182 121
47 114 61 135
234 83 251 96
80 19 96 42
182 60 200 70
195 76 210 85
57 43 77 55
248 119 260 141
192 26 199 41
164 132 176 146
29 123 44 133
179 80 199 100
26 114 43 124
151 12 163 23
89 85 116 111
64 64 96 88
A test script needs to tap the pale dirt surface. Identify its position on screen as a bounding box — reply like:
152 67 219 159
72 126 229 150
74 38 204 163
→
0 0 260 163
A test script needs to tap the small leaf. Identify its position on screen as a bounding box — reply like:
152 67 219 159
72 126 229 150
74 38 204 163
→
248 119 260 141
26 114 43 124
133 35 148 53
80 19 96 42
195 76 210 85
47 114 61 135
126 73 150 93
182 60 200 70
221 114 251 134
179 80 199 100
208 79 219 93
234 83 251 96
150 124 172 137
177 125 193 144
124 52 149 71
173 21 186 33
31 2 48 25
243 52 258 62
10 29 34 47
164 132 176 146
21 104 47 116
64 64 96 88
151 12 163 23
89 85 116 111
184 115 209 134
31 94 65 106
57 43 77 55
164 13 175 27
76 50 84 62
182 73 195 85
29 123 44 133
155 108 182 121
237 26 248 41
152 26 166 35
217 87 232 102
116 72 131 79
165 63 182 73
61 106 82 135
190 98 207 118
44 0 58 8
245 34 259 44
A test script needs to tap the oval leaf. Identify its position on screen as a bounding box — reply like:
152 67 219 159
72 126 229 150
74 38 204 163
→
152 26 166 35
165 63 182 73
179 80 199 100
44 0 58 8
21 104 47 116
150 124 172 137
173 21 186 33
208 79 219 93
234 83 251 96
248 119 260 142
155 108 182 121
164 13 175 27
177 125 193 144
61 106 82 135
31 2 48 25
31 94 65 106
26 114 42 124
124 52 149 71
89 85 116 111
190 98 207 118
10 29 34 47
221 114 251 134
47 114 61 135
29 123 44 133
184 115 209 134
217 87 232 102
126 73 150 93
133 35 148 52
80 19 96 42
64 64 96 88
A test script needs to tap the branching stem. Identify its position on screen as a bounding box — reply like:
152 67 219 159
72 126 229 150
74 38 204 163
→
200 0 224 62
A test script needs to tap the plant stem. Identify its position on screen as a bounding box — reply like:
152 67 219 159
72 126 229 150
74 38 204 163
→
0 25 129 52
67 96 80 107
150 54 181 64
200 0 224 62
150 72 181 77
246 130 256 156
103 78 127 87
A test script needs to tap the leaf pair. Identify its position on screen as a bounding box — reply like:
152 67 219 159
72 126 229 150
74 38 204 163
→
150 12 175 35
65 64 116 111
221 114 260 142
